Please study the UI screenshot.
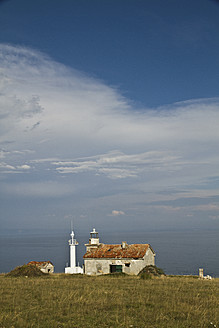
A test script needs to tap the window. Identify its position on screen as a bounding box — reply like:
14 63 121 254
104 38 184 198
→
110 265 122 273
125 263 130 267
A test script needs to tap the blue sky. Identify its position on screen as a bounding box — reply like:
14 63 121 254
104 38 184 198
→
0 0 219 234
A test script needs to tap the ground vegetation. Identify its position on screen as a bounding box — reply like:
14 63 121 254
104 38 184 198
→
0 274 218 328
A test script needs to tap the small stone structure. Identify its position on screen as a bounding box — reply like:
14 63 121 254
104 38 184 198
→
199 268 212 280
83 228 155 275
199 268 204 279
27 261 54 273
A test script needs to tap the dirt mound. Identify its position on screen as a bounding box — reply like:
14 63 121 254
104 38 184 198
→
138 265 165 279
6 264 47 277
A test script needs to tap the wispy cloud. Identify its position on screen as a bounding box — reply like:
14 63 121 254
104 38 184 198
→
0 44 219 228
53 150 180 179
0 162 31 173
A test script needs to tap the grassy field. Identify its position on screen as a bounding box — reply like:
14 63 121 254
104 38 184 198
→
0 274 218 328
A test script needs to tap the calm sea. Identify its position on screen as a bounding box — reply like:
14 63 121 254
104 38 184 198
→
0 230 218 277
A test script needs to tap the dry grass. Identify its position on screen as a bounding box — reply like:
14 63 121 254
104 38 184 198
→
0 274 218 328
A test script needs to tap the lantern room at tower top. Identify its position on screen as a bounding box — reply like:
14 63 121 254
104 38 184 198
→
90 228 99 241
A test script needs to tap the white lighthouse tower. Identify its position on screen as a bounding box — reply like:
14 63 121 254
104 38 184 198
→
65 229 83 274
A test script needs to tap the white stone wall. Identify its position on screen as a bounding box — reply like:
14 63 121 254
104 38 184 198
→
65 266 83 274
40 263 54 273
84 248 155 275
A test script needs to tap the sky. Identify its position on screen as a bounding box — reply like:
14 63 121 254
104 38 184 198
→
0 0 219 235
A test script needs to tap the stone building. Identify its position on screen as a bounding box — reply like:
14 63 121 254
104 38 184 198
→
27 261 54 273
83 228 155 275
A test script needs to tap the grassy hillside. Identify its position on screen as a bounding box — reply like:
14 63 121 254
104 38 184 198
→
0 274 218 328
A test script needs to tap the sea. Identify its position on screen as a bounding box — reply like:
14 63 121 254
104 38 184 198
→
0 229 218 277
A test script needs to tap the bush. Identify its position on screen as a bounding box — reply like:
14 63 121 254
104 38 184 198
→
140 273 152 280
5 265 47 278
138 265 165 279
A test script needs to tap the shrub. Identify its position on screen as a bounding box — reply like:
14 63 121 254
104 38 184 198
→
138 265 165 279
5 265 47 277
140 273 152 280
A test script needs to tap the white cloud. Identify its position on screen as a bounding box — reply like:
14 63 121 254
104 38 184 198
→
1 43 219 161
0 163 15 170
17 165 31 170
0 162 31 172
109 210 125 216
0 44 219 228
52 150 181 179
98 167 137 179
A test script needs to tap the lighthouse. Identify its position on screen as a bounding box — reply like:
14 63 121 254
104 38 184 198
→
65 229 83 274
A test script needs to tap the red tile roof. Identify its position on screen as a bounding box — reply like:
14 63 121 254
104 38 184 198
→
27 261 53 267
83 244 151 259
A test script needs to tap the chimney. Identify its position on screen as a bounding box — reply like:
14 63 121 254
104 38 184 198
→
122 241 127 249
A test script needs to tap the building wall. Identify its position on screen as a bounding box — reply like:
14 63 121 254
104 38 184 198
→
40 263 54 273
84 248 155 275
65 266 83 274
